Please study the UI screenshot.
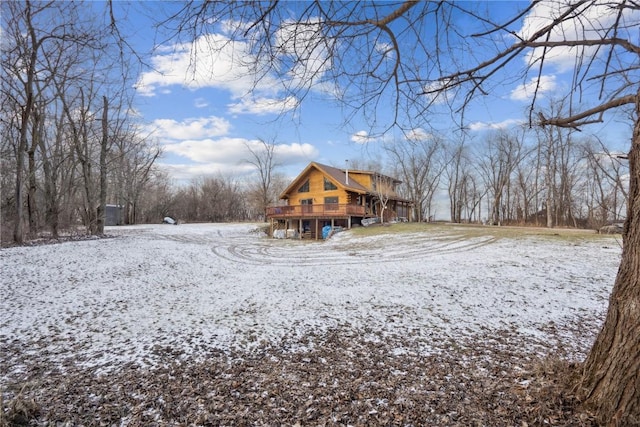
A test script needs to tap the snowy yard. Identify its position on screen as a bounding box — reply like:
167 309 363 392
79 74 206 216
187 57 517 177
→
0 223 622 425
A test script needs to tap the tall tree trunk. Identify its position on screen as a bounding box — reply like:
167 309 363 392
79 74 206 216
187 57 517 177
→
27 114 40 238
96 95 108 235
77 135 96 235
545 141 554 228
14 89 34 244
493 192 501 225
13 2 39 244
14 139 26 244
39 114 63 239
546 176 554 228
579 103 640 426
27 147 37 237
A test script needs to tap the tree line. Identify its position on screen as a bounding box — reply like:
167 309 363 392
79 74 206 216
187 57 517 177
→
1 1 157 243
387 122 628 228
1 2 628 247
0 2 273 243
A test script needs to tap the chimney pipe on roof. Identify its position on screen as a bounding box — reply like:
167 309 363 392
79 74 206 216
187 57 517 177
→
345 160 349 185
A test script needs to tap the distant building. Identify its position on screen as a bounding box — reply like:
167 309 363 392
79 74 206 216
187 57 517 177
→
105 204 123 226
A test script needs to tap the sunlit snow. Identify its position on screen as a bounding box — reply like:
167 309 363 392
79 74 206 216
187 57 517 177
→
0 223 621 378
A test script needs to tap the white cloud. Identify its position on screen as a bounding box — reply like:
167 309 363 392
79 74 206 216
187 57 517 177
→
227 96 299 115
164 137 252 164
135 21 335 99
517 1 640 72
147 113 317 181
510 75 557 101
422 79 455 105
158 162 255 181
163 137 318 169
375 41 394 57
275 18 331 92
243 139 318 164
136 28 332 115
149 116 231 141
218 19 253 36
468 119 524 132
350 130 376 145
135 34 278 98
274 142 319 163
194 98 209 108
405 128 431 142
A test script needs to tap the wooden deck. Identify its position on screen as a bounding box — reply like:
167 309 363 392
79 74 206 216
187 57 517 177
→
266 204 366 218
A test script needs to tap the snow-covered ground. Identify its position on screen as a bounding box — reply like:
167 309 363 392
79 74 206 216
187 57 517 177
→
0 223 621 380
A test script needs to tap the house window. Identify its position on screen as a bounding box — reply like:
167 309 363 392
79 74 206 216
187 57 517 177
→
298 180 310 193
325 196 338 210
324 177 337 191
301 198 313 213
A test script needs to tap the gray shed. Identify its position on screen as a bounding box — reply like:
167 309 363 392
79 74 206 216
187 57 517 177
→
105 204 123 226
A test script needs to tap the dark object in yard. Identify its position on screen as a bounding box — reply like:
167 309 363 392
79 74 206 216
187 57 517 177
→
322 225 343 239
361 217 380 227
163 217 177 225
599 223 623 234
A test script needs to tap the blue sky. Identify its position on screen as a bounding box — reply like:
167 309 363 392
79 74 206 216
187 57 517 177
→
117 1 635 183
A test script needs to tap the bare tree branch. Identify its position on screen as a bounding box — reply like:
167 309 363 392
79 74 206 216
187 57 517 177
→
540 94 637 128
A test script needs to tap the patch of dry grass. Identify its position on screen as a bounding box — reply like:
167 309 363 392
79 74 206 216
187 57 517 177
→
0 385 39 427
351 221 611 243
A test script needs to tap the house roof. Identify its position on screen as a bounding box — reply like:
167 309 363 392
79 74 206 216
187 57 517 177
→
279 162 405 200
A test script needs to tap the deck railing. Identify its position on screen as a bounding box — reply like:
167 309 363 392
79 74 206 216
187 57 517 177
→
266 204 366 218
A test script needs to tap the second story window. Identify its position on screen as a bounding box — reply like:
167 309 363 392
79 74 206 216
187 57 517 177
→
325 196 338 210
298 180 310 193
324 177 337 190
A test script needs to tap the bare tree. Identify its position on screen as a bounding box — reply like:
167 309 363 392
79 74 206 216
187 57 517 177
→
110 131 162 225
2 0 48 243
135 169 174 224
39 110 78 237
513 148 541 225
371 173 395 223
582 137 629 227
437 4 639 415
2 1 147 240
170 174 250 223
532 101 582 227
386 135 446 222
446 139 485 223
243 138 281 221
478 130 528 225
56 82 104 235
446 140 466 223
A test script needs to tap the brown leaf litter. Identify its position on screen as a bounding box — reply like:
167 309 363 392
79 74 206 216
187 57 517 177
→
1 327 597 426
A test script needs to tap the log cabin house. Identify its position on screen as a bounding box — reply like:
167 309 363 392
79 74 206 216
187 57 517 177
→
266 162 412 239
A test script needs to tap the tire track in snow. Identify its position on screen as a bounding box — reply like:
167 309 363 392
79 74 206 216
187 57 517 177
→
212 234 498 266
